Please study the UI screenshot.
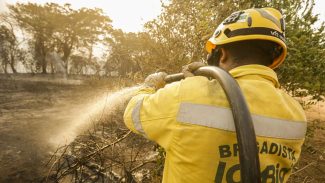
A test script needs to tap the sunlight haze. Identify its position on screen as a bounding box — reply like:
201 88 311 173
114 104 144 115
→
1 0 162 32
0 0 324 31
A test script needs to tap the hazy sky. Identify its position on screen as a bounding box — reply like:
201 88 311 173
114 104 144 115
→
0 0 162 32
0 0 324 32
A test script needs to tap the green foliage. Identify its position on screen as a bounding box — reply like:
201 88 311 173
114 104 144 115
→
274 0 325 101
106 0 253 76
2 0 324 101
142 0 258 71
108 0 325 101
105 30 145 77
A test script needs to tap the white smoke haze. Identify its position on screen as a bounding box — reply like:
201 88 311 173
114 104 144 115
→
45 52 67 78
46 52 66 73
0 1 5 12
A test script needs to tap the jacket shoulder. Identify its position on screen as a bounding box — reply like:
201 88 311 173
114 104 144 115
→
179 76 229 107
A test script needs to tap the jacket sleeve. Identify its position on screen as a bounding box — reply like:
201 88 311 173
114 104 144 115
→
123 82 180 150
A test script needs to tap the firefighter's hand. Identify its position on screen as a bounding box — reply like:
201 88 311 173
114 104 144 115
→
182 62 206 77
144 72 168 89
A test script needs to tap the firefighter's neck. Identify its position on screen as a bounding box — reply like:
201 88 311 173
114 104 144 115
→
218 48 236 71
218 48 259 71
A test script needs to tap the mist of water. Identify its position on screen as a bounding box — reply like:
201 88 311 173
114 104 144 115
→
49 85 141 146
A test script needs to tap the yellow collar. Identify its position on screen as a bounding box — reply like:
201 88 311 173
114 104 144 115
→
229 64 280 88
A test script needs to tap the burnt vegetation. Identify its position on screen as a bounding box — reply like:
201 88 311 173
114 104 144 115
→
45 97 164 183
0 0 324 182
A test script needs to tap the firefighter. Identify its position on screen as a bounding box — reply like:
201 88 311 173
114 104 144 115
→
124 8 306 183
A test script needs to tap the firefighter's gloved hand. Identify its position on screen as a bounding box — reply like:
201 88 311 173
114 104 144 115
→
144 72 168 90
182 62 206 77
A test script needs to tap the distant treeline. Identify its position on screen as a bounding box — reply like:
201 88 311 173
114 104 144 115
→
0 0 324 100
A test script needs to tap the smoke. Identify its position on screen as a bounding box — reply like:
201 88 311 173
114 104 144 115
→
46 52 67 78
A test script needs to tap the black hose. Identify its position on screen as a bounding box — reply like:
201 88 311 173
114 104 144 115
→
165 66 261 183
164 73 185 83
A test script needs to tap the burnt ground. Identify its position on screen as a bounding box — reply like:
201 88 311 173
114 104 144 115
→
0 74 324 182
288 104 325 182
0 74 125 182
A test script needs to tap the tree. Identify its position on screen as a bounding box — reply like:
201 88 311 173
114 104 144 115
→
69 55 88 74
0 15 25 74
236 0 325 101
51 5 113 72
272 0 325 102
0 25 11 73
105 30 148 77
7 3 113 74
143 0 253 72
8 3 57 73
142 0 325 101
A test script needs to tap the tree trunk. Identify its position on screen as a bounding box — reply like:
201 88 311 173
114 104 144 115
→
9 62 17 73
51 62 54 74
88 46 93 63
3 63 8 74
135 59 144 77
35 37 47 74
10 52 17 74
62 53 69 74
41 56 47 74
62 43 73 75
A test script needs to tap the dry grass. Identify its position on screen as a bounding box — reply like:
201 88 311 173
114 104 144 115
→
45 98 163 183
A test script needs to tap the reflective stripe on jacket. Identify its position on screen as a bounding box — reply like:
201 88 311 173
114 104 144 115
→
124 64 307 183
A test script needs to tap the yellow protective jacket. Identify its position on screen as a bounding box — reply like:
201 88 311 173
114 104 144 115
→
124 65 307 183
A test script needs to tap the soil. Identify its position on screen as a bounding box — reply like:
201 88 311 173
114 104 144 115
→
0 74 324 183
288 104 325 182
0 74 123 183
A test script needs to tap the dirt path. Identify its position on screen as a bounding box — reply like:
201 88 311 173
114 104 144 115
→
0 75 115 182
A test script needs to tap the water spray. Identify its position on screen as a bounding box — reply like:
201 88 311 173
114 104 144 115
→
49 66 261 183
49 86 141 146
